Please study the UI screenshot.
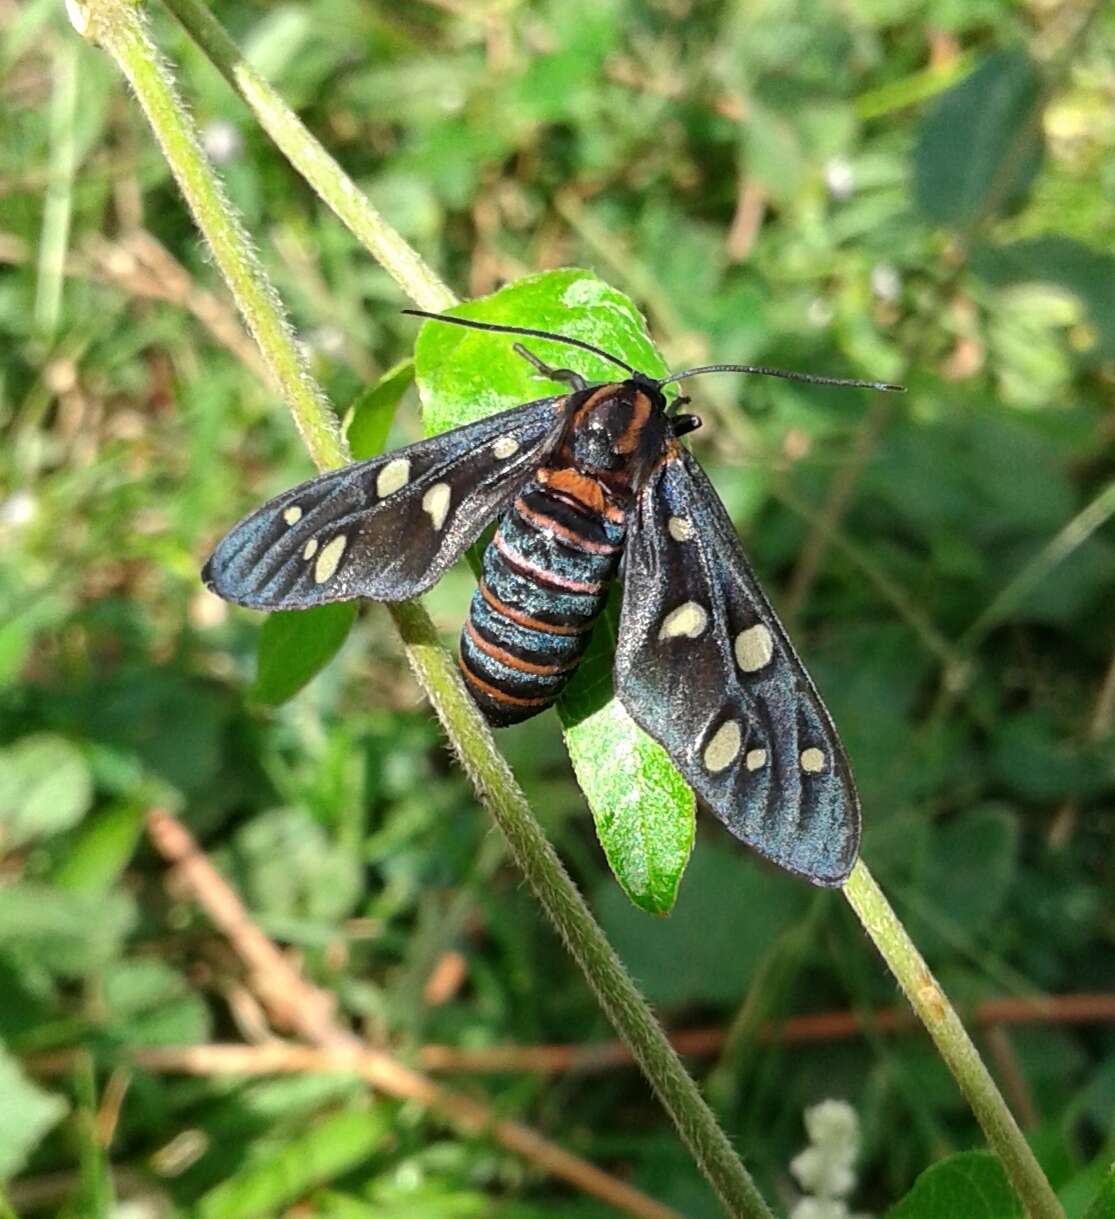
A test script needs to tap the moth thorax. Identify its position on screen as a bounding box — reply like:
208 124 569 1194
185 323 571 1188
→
570 393 641 471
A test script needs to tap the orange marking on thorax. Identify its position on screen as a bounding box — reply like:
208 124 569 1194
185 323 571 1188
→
571 384 617 426
537 467 625 524
538 466 606 514
615 389 652 454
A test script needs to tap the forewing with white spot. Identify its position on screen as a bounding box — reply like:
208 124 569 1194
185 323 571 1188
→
203 394 568 609
614 446 860 885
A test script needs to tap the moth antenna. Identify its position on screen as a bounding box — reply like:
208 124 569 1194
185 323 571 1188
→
403 309 637 375
657 364 906 393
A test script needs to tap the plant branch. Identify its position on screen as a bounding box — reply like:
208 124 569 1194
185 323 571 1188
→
76 4 770 1214
161 0 455 315
843 861 1065 1219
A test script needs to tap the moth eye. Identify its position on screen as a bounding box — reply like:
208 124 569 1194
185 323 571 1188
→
282 505 302 525
376 457 411 497
658 600 708 640
313 534 348 584
422 482 451 530
702 719 742 772
800 747 826 774
734 624 774 672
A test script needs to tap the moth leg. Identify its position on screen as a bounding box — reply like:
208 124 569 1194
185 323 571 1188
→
513 343 588 391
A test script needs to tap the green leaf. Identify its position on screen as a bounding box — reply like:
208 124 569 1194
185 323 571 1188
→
347 359 414 460
0 1046 67 1181
50 800 145 893
0 882 136 977
1057 1152 1115 1219
914 50 1043 230
412 270 696 912
0 733 93 850
594 842 808 1006
100 959 212 1046
1081 1167 1115 1219
887 1151 1023 1219
196 1107 390 1219
909 805 1019 951
991 713 1105 803
251 603 359 706
564 691 694 914
413 268 668 436
558 595 694 914
972 236 1115 363
315 1187 495 1218
221 808 362 921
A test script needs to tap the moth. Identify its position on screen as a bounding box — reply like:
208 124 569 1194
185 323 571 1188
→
203 310 901 886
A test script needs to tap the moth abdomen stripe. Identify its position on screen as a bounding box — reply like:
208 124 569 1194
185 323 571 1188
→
512 496 623 556
493 533 606 595
482 546 604 627
457 654 553 727
460 630 568 695
460 481 624 724
464 620 575 678
478 581 590 637
468 605 585 671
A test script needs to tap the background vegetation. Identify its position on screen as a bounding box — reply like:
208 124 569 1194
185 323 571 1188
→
1 0 1113 1216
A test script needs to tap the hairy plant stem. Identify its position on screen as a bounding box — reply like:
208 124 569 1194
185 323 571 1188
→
76 2 771 1214
844 862 1065 1219
161 0 455 315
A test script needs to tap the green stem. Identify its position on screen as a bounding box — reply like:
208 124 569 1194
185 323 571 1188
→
161 0 455 316
961 478 1115 650
76 3 770 1214
69 0 344 474
843 861 1065 1219
34 38 78 339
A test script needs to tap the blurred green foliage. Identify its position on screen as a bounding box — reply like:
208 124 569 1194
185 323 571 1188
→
1 0 1113 1215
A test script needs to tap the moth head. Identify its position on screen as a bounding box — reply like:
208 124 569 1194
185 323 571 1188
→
568 381 669 472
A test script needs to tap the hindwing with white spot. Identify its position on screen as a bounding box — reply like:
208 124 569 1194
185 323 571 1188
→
203 394 568 609
614 445 860 885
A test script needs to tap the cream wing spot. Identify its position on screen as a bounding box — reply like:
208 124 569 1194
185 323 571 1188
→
283 505 302 526
657 601 708 640
735 624 774 672
745 748 767 771
800 747 826 774
313 535 348 584
703 720 742 773
668 515 694 542
422 482 451 530
492 436 519 459
302 538 319 560
376 457 411 498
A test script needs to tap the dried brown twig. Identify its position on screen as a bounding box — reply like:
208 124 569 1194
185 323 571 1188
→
143 811 682 1219
415 992 1115 1076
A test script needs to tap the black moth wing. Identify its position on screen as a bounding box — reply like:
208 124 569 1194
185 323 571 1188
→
614 445 860 885
203 394 568 609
